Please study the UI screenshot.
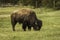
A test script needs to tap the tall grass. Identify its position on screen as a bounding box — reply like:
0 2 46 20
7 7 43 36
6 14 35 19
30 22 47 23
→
0 7 60 40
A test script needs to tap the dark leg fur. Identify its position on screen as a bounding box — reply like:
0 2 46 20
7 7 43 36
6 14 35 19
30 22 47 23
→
28 25 31 31
11 20 17 31
22 22 27 31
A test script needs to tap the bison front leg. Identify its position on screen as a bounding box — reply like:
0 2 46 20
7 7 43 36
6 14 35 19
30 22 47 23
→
28 25 31 31
22 22 27 31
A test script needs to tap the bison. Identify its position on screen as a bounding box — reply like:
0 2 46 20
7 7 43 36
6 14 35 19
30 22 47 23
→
11 8 42 31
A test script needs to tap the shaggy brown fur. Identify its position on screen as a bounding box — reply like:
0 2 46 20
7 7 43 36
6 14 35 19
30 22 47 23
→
11 9 42 31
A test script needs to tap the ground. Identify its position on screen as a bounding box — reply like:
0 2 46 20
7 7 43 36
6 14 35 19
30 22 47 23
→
0 7 60 40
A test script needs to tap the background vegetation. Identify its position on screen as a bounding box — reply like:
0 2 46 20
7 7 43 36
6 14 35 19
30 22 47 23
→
0 0 60 9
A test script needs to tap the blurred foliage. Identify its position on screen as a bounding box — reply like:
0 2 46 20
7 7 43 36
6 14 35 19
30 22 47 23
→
0 0 60 9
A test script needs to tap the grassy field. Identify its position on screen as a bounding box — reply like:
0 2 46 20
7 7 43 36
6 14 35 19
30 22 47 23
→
0 7 60 40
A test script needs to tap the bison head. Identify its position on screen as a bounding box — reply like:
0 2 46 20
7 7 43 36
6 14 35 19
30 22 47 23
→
33 19 42 31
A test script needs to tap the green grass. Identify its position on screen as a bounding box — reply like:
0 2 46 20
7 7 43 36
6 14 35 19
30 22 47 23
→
0 7 60 40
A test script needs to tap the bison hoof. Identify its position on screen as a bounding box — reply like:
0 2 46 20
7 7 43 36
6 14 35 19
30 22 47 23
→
13 30 15 31
23 29 26 31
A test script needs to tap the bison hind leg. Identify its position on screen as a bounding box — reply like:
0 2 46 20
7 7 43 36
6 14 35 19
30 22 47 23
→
11 20 17 31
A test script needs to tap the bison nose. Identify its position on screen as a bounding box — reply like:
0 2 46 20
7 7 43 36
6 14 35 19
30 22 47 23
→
34 27 40 31
36 27 40 30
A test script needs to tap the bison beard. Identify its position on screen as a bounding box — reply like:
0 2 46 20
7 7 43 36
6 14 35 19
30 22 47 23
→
11 9 42 31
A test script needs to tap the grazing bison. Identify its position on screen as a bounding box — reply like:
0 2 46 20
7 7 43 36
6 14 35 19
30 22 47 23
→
11 8 42 31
